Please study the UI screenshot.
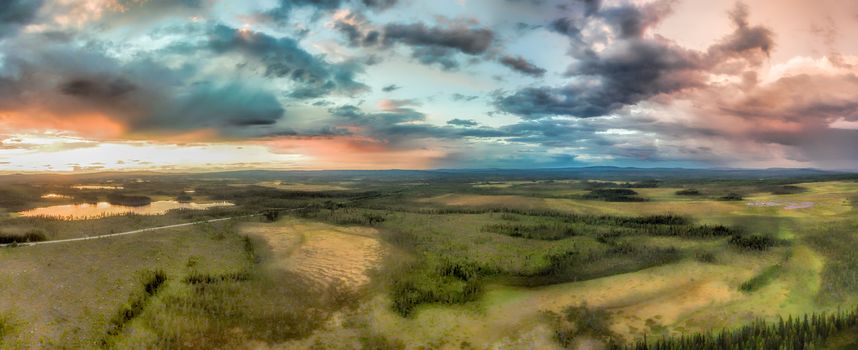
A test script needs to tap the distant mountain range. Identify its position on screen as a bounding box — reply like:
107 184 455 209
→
2 167 853 184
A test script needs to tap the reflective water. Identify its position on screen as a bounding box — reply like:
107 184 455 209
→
41 193 72 199
71 185 124 190
19 201 234 220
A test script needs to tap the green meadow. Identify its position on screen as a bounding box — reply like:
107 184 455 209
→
1 170 857 349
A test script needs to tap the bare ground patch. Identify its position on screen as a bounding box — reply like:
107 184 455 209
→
241 219 384 290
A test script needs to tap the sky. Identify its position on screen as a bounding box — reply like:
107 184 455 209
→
1 0 858 172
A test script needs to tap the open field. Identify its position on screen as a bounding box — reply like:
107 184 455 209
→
0 169 857 349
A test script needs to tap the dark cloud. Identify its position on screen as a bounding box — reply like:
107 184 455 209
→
58 77 137 99
381 84 400 92
451 93 479 102
333 14 495 70
497 0 772 119
0 0 44 38
375 21 495 69
382 23 494 55
266 0 396 22
598 0 674 39
265 0 347 22
447 118 479 127
515 22 542 32
361 0 398 10
499 55 546 77
0 33 286 136
496 85 612 118
145 82 285 131
706 2 774 68
409 46 460 70
327 104 511 145
580 0 603 16
208 24 368 98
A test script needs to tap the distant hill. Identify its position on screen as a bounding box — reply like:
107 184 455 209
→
0 167 854 184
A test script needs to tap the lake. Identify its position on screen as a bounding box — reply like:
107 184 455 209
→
19 201 234 220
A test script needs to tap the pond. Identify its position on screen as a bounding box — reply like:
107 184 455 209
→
41 193 72 199
71 185 124 190
18 201 234 220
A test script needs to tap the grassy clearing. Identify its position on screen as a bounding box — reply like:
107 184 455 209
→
107 218 368 349
806 220 858 306
0 219 251 348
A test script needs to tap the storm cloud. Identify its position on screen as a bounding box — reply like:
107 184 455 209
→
497 1 772 119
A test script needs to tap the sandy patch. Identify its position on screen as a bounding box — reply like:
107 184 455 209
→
418 194 546 209
242 220 383 289
256 181 351 191
746 201 815 210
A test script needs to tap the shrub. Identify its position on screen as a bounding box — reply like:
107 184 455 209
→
770 185 806 195
584 189 647 202
694 252 717 264
740 264 781 292
103 270 167 344
0 230 47 244
719 193 744 201
553 303 618 348
729 234 776 251
390 258 482 317
675 189 701 196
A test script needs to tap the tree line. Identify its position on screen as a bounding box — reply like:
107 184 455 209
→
617 307 858 350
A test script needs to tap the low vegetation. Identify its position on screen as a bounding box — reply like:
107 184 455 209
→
481 223 577 240
552 303 618 348
0 314 11 339
520 244 682 286
806 220 858 304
